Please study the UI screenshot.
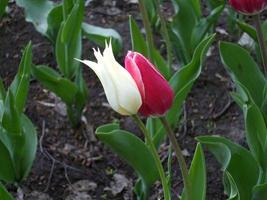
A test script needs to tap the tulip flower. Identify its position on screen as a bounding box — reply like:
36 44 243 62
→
125 51 174 116
229 0 267 15
76 43 142 115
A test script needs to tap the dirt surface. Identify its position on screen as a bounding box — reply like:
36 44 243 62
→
0 1 246 199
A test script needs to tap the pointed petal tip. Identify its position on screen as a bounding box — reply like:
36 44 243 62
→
74 58 83 62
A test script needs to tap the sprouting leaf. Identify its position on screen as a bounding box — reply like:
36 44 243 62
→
46 4 63 43
191 5 223 48
129 16 148 57
55 0 83 79
181 144 206 200
12 115 37 181
129 16 169 79
10 42 32 114
2 91 21 135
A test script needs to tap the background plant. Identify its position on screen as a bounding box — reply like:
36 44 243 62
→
198 1 267 199
15 0 122 54
0 42 37 199
31 0 88 127
10 0 123 127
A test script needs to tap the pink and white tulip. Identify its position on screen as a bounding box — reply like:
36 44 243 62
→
76 43 142 116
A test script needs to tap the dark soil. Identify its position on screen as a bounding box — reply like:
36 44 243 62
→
0 1 245 199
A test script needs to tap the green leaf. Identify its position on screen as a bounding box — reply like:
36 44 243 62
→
96 123 159 187
129 16 148 57
252 183 267 200
0 0 8 18
191 5 223 48
15 0 55 34
61 0 84 43
32 65 78 105
244 102 267 169
206 0 225 9
2 91 21 135
129 16 169 78
10 42 32 113
13 115 37 181
224 171 239 200
55 0 83 79
0 183 13 200
0 78 6 101
46 4 63 43
82 23 123 55
0 127 15 182
197 136 260 200
143 0 158 26
236 20 257 41
74 68 88 113
219 42 266 108
148 34 215 148
181 143 206 200
171 0 199 63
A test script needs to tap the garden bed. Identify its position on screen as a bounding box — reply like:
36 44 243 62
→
0 1 246 199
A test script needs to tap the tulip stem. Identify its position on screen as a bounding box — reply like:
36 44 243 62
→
254 14 267 75
138 0 155 63
132 115 171 200
159 116 191 200
154 0 173 74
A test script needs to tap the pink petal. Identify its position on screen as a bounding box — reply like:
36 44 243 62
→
126 52 174 116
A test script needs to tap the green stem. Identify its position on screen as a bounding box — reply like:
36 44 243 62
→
254 14 267 75
132 115 171 200
159 116 191 200
67 105 81 128
138 0 154 63
154 0 172 73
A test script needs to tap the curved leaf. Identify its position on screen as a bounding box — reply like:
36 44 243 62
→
96 123 159 187
15 0 54 34
219 42 266 108
181 143 206 200
252 183 267 200
32 65 78 105
197 136 260 200
82 23 122 55
0 183 13 200
16 115 37 181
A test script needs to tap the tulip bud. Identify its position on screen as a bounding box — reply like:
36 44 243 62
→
229 0 267 15
76 43 142 116
125 51 174 117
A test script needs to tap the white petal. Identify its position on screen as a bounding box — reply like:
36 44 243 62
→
75 43 142 116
